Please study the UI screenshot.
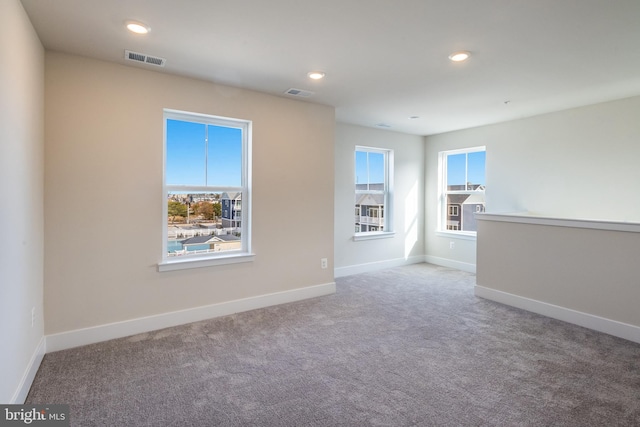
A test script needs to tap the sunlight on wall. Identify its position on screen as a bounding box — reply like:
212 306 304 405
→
404 181 419 259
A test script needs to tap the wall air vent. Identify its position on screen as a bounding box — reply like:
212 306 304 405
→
124 50 166 67
284 88 314 97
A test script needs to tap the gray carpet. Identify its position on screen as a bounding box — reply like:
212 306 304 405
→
26 263 640 426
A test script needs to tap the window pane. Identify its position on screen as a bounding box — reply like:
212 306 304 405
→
446 153 466 188
355 192 385 232
167 191 241 257
461 193 485 232
445 193 485 232
440 147 486 234
354 147 392 234
446 195 461 230
220 192 242 229
207 125 242 187
355 150 385 190
367 152 385 187
467 151 486 189
164 111 251 265
355 150 368 186
166 120 206 186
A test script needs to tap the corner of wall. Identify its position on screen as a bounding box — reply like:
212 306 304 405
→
0 0 46 404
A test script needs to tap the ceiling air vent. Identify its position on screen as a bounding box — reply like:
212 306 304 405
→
124 50 166 67
284 88 314 97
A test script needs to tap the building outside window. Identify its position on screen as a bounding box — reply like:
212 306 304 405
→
439 147 486 234
161 109 251 268
354 146 393 236
221 192 242 228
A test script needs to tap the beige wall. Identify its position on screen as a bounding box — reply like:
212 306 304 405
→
334 123 425 274
44 53 335 335
0 0 45 403
425 95 640 269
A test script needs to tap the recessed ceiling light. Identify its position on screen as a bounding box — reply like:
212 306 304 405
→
126 21 150 35
307 71 326 80
448 51 470 62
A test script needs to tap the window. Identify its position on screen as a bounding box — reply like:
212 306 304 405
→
354 146 393 239
438 147 486 235
159 109 252 271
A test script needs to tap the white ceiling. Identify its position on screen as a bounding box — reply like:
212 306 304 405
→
19 0 640 135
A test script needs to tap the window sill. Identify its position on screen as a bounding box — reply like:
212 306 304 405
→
157 252 255 272
353 231 396 241
435 230 477 241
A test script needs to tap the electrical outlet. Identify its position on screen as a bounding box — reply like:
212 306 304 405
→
31 307 35 327
449 241 455 250
321 258 328 269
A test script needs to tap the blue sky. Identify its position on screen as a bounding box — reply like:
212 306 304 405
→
447 151 486 186
355 150 385 185
166 119 242 187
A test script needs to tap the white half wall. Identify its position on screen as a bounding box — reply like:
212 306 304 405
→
425 95 640 269
476 214 640 343
334 123 425 272
0 0 45 403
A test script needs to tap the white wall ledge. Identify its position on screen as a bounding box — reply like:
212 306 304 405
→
157 252 255 272
434 230 477 241
352 231 396 241
476 212 640 233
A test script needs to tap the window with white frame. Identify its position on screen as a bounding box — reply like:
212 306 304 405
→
354 146 393 236
439 147 486 234
160 109 252 270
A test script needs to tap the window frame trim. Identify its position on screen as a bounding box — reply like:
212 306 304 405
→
437 146 486 236
159 109 253 271
354 145 394 239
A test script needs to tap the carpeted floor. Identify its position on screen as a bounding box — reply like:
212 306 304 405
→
26 263 640 426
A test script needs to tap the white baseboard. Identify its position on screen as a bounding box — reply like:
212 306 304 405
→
334 255 426 278
424 255 476 273
11 336 46 404
475 285 640 344
46 282 336 353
